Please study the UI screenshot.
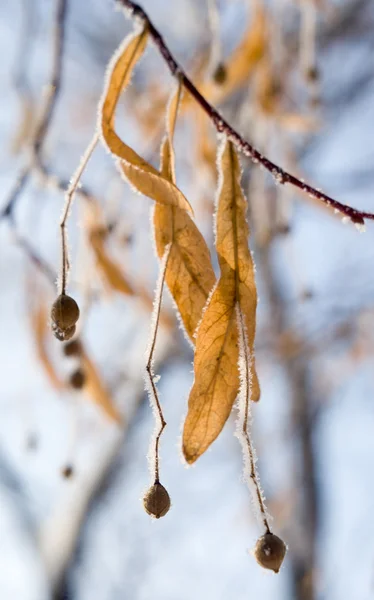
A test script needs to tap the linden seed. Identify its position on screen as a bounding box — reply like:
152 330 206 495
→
143 482 171 519
69 368 86 390
305 66 319 82
51 294 80 329
213 62 227 85
61 464 74 479
63 339 82 357
253 533 287 573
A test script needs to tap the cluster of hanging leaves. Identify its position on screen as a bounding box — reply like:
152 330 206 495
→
182 139 260 464
48 17 286 571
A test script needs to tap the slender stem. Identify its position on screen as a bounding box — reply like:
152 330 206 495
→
59 133 99 294
117 0 374 226
144 244 171 482
236 303 270 534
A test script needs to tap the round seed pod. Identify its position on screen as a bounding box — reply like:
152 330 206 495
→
143 482 170 519
61 464 74 479
305 66 319 83
63 339 82 357
52 322 76 342
213 62 227 85
69 368 86 390
51 294 80 330
253 533 287 573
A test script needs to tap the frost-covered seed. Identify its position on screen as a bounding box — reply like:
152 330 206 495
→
51 294 80 329
143 482 171 519
253 533 287 573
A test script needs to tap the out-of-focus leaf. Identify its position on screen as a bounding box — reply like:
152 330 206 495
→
81 349 122 424
89 230 134 296
192 1 267 106
31 301 64 390
278 112 321 133
183 140 260 464
84 200 134 296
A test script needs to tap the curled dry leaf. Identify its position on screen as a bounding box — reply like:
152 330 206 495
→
99 27 192 214
153 81 216 341
183 139 260 464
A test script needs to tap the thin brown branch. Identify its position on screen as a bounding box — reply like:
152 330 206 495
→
117 0 374 226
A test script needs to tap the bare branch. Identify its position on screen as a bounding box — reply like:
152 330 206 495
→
59 133 99 294
117 0 374 226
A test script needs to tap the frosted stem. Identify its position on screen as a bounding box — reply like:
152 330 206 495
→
59 132 99 294
235 303 270 533
144 244 171 482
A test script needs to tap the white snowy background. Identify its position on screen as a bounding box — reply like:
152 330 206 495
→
0 1 374 599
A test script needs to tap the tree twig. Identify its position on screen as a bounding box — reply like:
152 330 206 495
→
59 133 99 294
117 0 374 226
1 0 68 220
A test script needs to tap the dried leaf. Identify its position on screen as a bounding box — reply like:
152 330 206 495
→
99 28 192 213
254 53 281 115
84 200 134 296
32 301 64 390
81 349 122 424
153 83 216 340
89 230 134 296
278 112 320 133
183 139 260 463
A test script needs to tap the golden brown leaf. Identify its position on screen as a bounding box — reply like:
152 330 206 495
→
253 53 281 115
89 230 134 296
84 200 134 296
31 301 64 390
99 28 192 213
81 349 122 424
153 83 216 340
182 139 260 463
277 112 320 133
